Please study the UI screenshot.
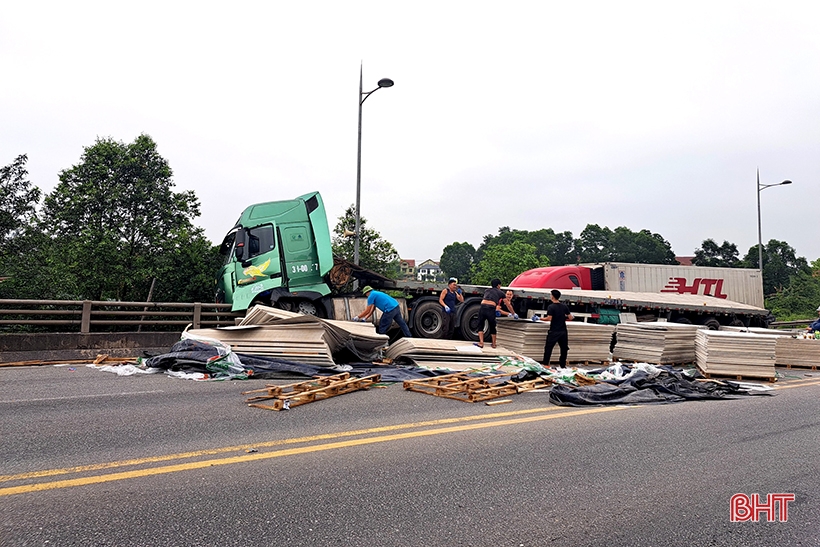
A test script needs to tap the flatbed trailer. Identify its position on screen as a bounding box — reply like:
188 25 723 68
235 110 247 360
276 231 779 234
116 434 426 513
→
369 280 770 341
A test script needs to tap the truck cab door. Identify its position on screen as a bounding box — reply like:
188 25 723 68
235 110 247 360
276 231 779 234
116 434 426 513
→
234 224 283 287
279 224 321 287
215 230 238 303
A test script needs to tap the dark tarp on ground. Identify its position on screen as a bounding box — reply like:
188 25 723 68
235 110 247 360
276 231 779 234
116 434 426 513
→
144 338 445 382
547 365 773 406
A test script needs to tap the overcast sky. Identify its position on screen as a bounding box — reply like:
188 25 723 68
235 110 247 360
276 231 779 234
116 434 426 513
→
3 1 818 268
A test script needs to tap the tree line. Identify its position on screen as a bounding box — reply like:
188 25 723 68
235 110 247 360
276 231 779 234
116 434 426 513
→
2 135 818 320
0 135 221 304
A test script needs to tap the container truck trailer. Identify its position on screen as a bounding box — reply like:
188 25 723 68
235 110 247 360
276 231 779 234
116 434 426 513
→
510 262 764 308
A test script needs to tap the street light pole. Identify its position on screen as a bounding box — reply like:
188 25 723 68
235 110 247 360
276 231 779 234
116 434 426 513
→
756 168 792 291
354 64 394 266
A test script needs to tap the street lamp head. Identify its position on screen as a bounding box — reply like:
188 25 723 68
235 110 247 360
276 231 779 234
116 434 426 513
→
377 78 394 88
781 180 792 185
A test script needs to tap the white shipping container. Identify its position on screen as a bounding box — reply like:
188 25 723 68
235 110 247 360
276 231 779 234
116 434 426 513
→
595 263 764 308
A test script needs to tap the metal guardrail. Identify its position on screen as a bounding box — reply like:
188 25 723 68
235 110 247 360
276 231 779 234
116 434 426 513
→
769 319 813 328
0 299 242 333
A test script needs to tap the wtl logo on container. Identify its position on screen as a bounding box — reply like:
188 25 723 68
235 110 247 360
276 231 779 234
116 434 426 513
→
730 493 795 522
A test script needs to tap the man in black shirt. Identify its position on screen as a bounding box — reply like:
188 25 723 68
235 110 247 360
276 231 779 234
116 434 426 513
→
477 278 506 348
533 289 574 367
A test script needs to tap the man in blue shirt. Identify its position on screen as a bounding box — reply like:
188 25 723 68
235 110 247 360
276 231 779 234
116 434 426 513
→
353 286 412 337
808 306 820 333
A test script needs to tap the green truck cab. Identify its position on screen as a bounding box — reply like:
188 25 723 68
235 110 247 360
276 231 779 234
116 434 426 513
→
215 191 334 314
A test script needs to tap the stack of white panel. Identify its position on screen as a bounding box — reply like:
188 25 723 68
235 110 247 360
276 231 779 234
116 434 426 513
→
384 338 516 370
238 304 389 358
695 329 778 379
613 322 702 364
773 337 820 368
188 324 336 366
496 320 614 364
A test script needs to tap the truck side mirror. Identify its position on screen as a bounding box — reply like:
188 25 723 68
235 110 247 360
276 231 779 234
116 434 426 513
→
234 229 246 261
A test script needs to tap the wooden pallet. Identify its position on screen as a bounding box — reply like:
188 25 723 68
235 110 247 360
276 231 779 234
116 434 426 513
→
403 372 552 403
559 360 612 366
244 372 381 410
783 363 819 371
612 359 694 367
698 371 777 383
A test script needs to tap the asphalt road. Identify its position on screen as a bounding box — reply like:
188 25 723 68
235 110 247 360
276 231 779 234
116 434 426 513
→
1 363 819 546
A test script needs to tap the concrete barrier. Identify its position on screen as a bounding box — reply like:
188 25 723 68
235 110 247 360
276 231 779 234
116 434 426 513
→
0 332 182 363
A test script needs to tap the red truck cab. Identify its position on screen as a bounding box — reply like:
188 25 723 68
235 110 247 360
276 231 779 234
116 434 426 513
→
509 265 592 290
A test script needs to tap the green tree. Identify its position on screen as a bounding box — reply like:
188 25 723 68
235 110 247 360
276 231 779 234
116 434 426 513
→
40 134 206 301
608 227 677 263
743 239 810 295
439 242 476 283
0 154 42 267
810 258 820 277
692 239 740 267
331 205 400 279
0 227 80 299
575 224 613 262
475 226 523 264
477 227 577 266
575 225 676 264
537 229 577 266
470 241 548 286
765 270 820 321
150 229 222 303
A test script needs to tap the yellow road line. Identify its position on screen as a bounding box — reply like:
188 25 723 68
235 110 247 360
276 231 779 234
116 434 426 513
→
0 406 564 483
775 378 820 390
0 406 625 497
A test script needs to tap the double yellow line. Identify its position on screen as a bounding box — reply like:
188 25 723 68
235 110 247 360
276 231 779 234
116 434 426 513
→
0 406 625 497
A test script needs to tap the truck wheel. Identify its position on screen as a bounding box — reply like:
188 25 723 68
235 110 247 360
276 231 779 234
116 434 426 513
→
296 300 322 317
412 301 445 339
459 302 484 342
701 318 721 330
674 317 693 325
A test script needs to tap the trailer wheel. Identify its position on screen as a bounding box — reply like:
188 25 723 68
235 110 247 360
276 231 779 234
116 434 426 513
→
412 301 445 339
701 318 721 330
459 302 484 342
674 317 693 325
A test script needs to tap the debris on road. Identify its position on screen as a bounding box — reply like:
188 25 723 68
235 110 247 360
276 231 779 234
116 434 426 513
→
403 371 551 403
244 372 381 411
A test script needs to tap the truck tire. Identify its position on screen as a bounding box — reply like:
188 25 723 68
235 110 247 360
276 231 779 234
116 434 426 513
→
459 302 485 342
272 298 324 318
701 318 721 330
296 299 323 318
412 300 445 339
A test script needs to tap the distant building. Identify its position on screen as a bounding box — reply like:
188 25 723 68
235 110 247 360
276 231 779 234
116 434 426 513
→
675 256 694 266
398 259 416 281
416 259 443 282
